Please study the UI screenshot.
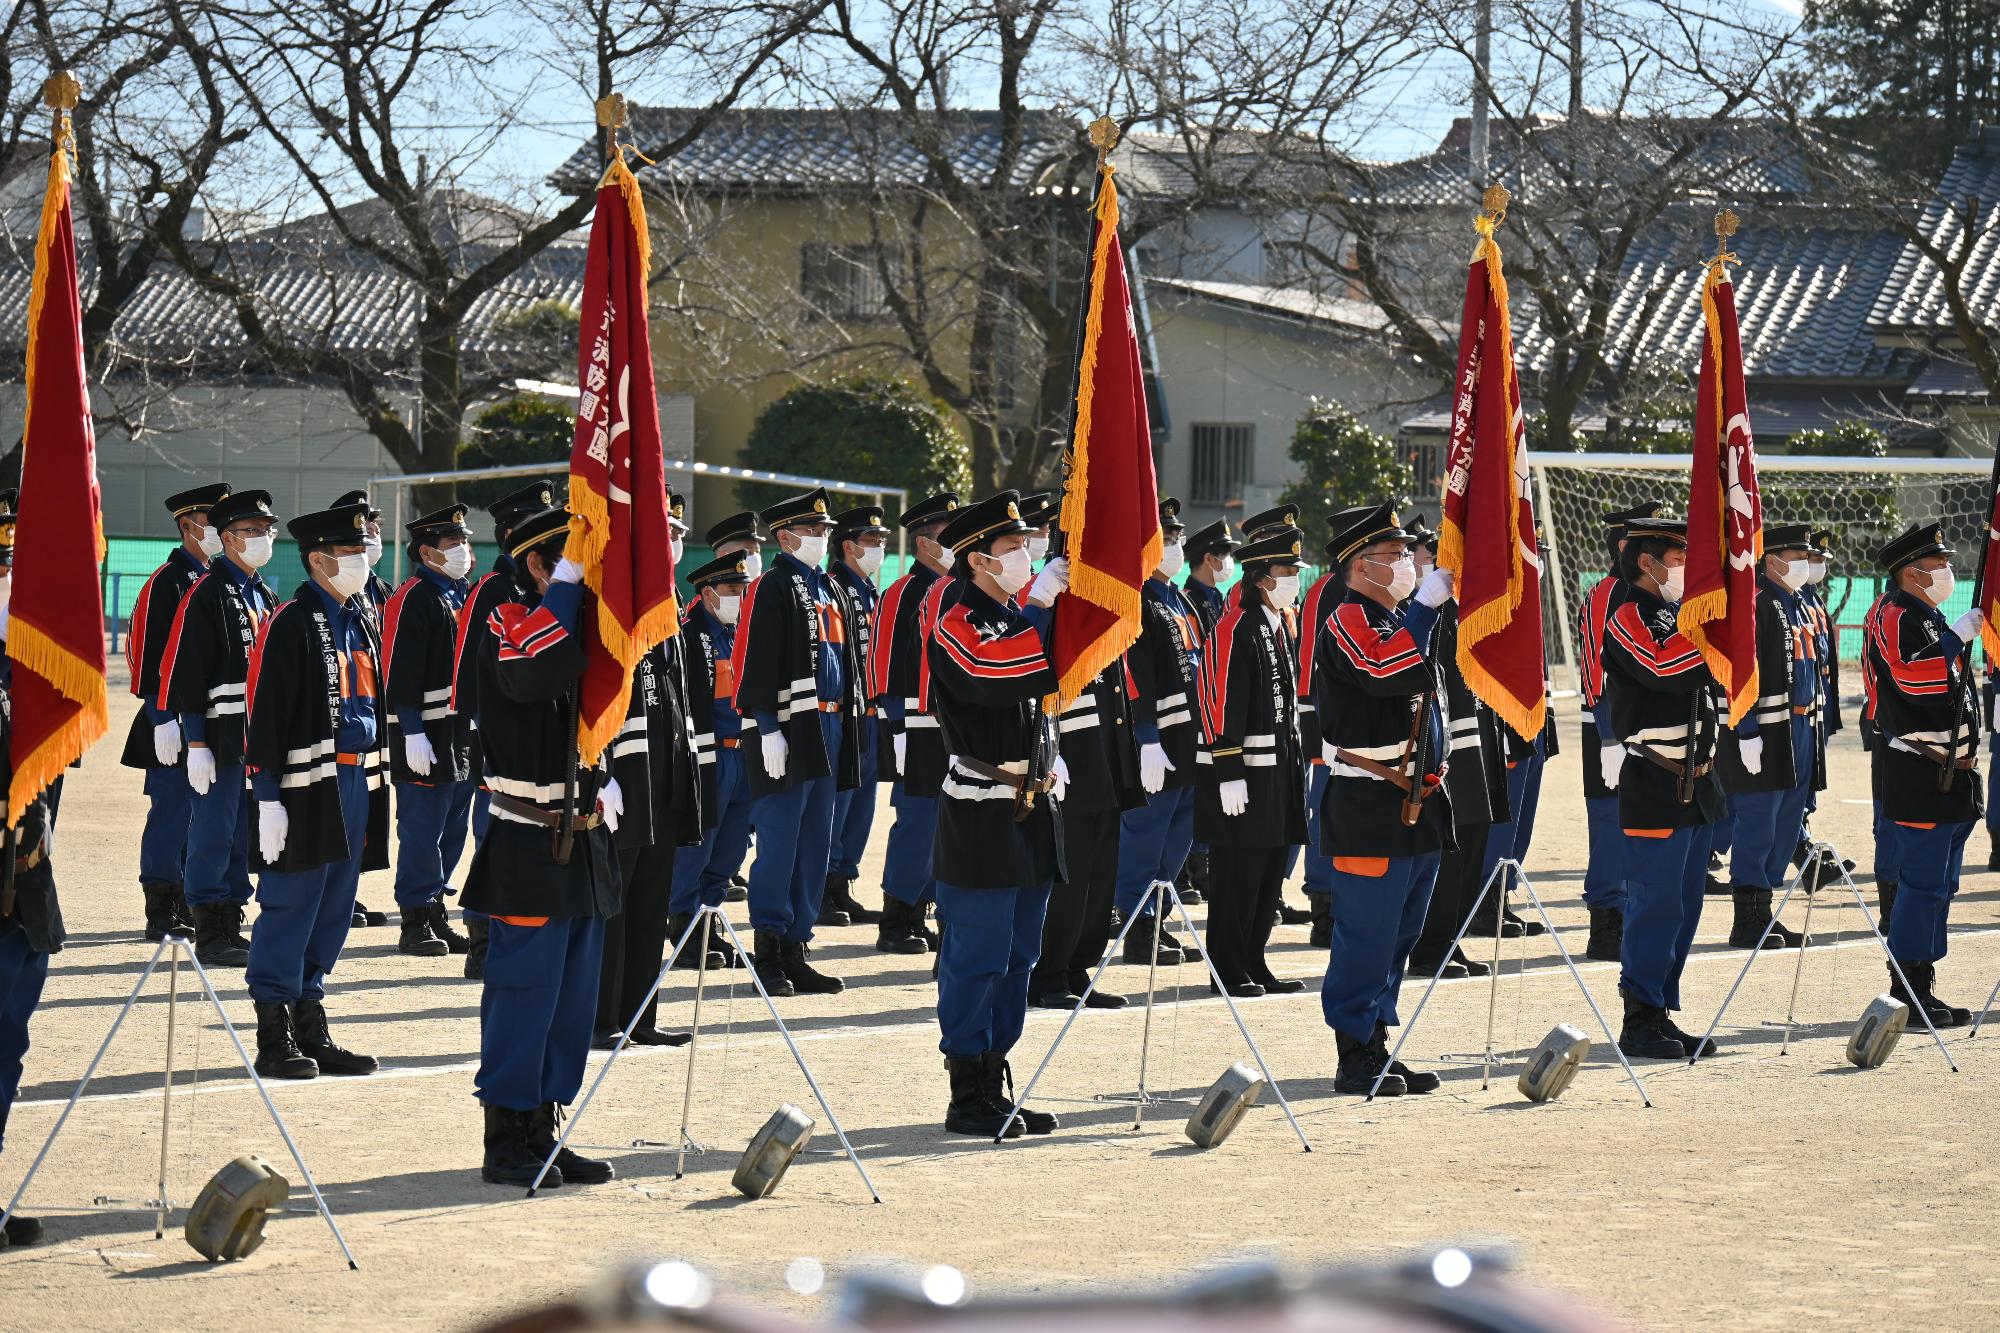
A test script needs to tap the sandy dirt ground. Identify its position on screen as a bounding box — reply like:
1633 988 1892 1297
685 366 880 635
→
4 683 2000 1332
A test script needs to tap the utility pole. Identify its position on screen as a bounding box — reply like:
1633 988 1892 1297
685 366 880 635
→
1569 0 1584 118
1470 0 1492 186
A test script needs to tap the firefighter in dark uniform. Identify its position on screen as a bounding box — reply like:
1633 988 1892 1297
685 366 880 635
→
161 489 281 969
463 506 620 1188
0 500 57 1248
668 552 756 969
593 494 703 1048
1292 524 1346 948
926 491 1069 1137
1600 516 1725 1060
1177 517 1238 911
824 504 891 927
1114 498 1204 966
1795 528 1843 880
242 501 391 1079
328 489 392 930
1237 504 1316 928
383 504 478 959
121 482 230 943
1196 530 1310 996
1717 524 1820 950
1866 521 1984 1027
733 487 864 997
707 511 765 574
869 492 960 954
1315 503 1452 1096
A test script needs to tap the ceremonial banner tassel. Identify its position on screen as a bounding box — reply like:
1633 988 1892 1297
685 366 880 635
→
1679 210 1763 724
1437 185 1546 739
9 72 108 826
563 95 678 765
1051 117 1162 705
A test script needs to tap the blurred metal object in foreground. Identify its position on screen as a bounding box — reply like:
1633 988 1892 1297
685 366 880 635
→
1185 1063 1266 1148
733 1105 814 1199
1517 1025 1591 1103
1847 996 1909 1069
474 1249 1622 1332
184 1154 289 1261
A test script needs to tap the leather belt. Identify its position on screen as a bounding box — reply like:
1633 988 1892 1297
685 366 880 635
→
1333 749 1441 800
717 737 740 749
337 751 366 765
14 843 46 873
489 791 605 832
1894 737 1978 772
1632 743 1712 780
818 700 841 714
1792 704 1816 716
954 756 1055 795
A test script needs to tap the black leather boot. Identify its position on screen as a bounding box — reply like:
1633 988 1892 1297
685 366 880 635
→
1658 1009 1716 1059
1374 1021 1439 1093
751 930 795 997
529 1103 615 1183
1308 895 1333 948
1180 850 1207 905
193 902 250 967
482 1105 557 1187
944 1056 1021 1137
781 940 845 994
1897 960 1971 1028
291 997 378 1075
1989 827 2000 873
353 900 389 927
982 1052 1056 1133
399 906 449 957
815 875 853 928
666 913 724 971
874 897 929 955
1729 886 1801 949
428 900 470 954
1120 910 1185 965
1332 1027 1403 1095
464 916 490 979
830 874 881 924
1585 906 1624 962
1877 882 1897 935
252 1000 318 1079
1617 993 1685 1060
142 882 193 942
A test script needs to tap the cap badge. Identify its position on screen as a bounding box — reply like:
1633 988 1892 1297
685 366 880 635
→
352 512 366 530
813 497 827 514
1006 501 1020 519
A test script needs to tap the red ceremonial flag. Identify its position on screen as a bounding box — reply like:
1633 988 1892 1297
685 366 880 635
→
1436 187 1545 740
1051 124 1162 705
9 89 108 826
564 145 678 766
1979 468 2000 664
1679 217 1763 725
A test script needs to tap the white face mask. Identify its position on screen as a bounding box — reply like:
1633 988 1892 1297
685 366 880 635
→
435 545 473 581
362 533 384 566
1924 565 1956 607
1659 563 1686 604
198 525 225 560
986 546 1034 596
1026 534 1050 563
236 533 274 569
715 593 742 625
671 535 685 565
1808 557 1828 584
1367 554 1416 601
0 571 11 613
323 553 371 600
1776 558 1810 593
1157 541 1185 579
936 544 956 571
742 551 763 581
1215 555 1236 584
1268 573 1300 610
857 546 885 577
790 533 827 566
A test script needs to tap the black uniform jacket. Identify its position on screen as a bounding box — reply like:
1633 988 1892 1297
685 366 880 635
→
1601 587 1725 829
1719 576 1815 795
160 563 276 764
1 671 62 954
461 589 621 920
1578 574 1627 799
1125 578 1207 787
1196 590 1307 847
453 568 516 785
609 636 702 852
121 546 207 770
871 562 949 792
1184 576 1226 641
680 604 736 831
729 557 863 800
1055 659 1143 817
831 560 881 749
926 583 1065 891
1865 587 1983 825
1294 570 1342 762
1435 605 1510 828
1315 589 1454 858
245 588 391 873
382 573 477 784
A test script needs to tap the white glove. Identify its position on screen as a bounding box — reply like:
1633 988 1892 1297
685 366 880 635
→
761 729 789 780
404 732 437 777
1598 741 1623 791
185 745 217 795
258 799 288 863
1416 566 1455 608
1323 740 1338 768
1219 778 1250 817
893 731 907 772
1051 754 1070 803
1952 607 1984 642
1028 556 1069 608
598 775 624 834
1139 741 1174 795
551 556 585 585
1739 733 1763 775
153 717 183 767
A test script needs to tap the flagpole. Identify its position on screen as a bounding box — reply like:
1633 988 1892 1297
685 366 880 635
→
1049 116 1118 566
1942 419 2000 787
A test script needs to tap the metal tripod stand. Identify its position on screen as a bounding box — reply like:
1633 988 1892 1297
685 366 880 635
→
997 878 1313 1149
529 903 881 1201
1371 857 1653 1106
1696 839 1958 1071
0 935 356 1266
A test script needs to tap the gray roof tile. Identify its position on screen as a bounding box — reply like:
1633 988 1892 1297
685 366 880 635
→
1869 125 2000 333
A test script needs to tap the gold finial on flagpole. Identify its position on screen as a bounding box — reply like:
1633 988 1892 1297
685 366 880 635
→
596 92 629 163
1474 181 1509 237
43 70 80 143
1088 116 1120 170
1711 207 1740 270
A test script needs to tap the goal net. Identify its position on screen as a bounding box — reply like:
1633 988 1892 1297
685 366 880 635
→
1529 452 1993 696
